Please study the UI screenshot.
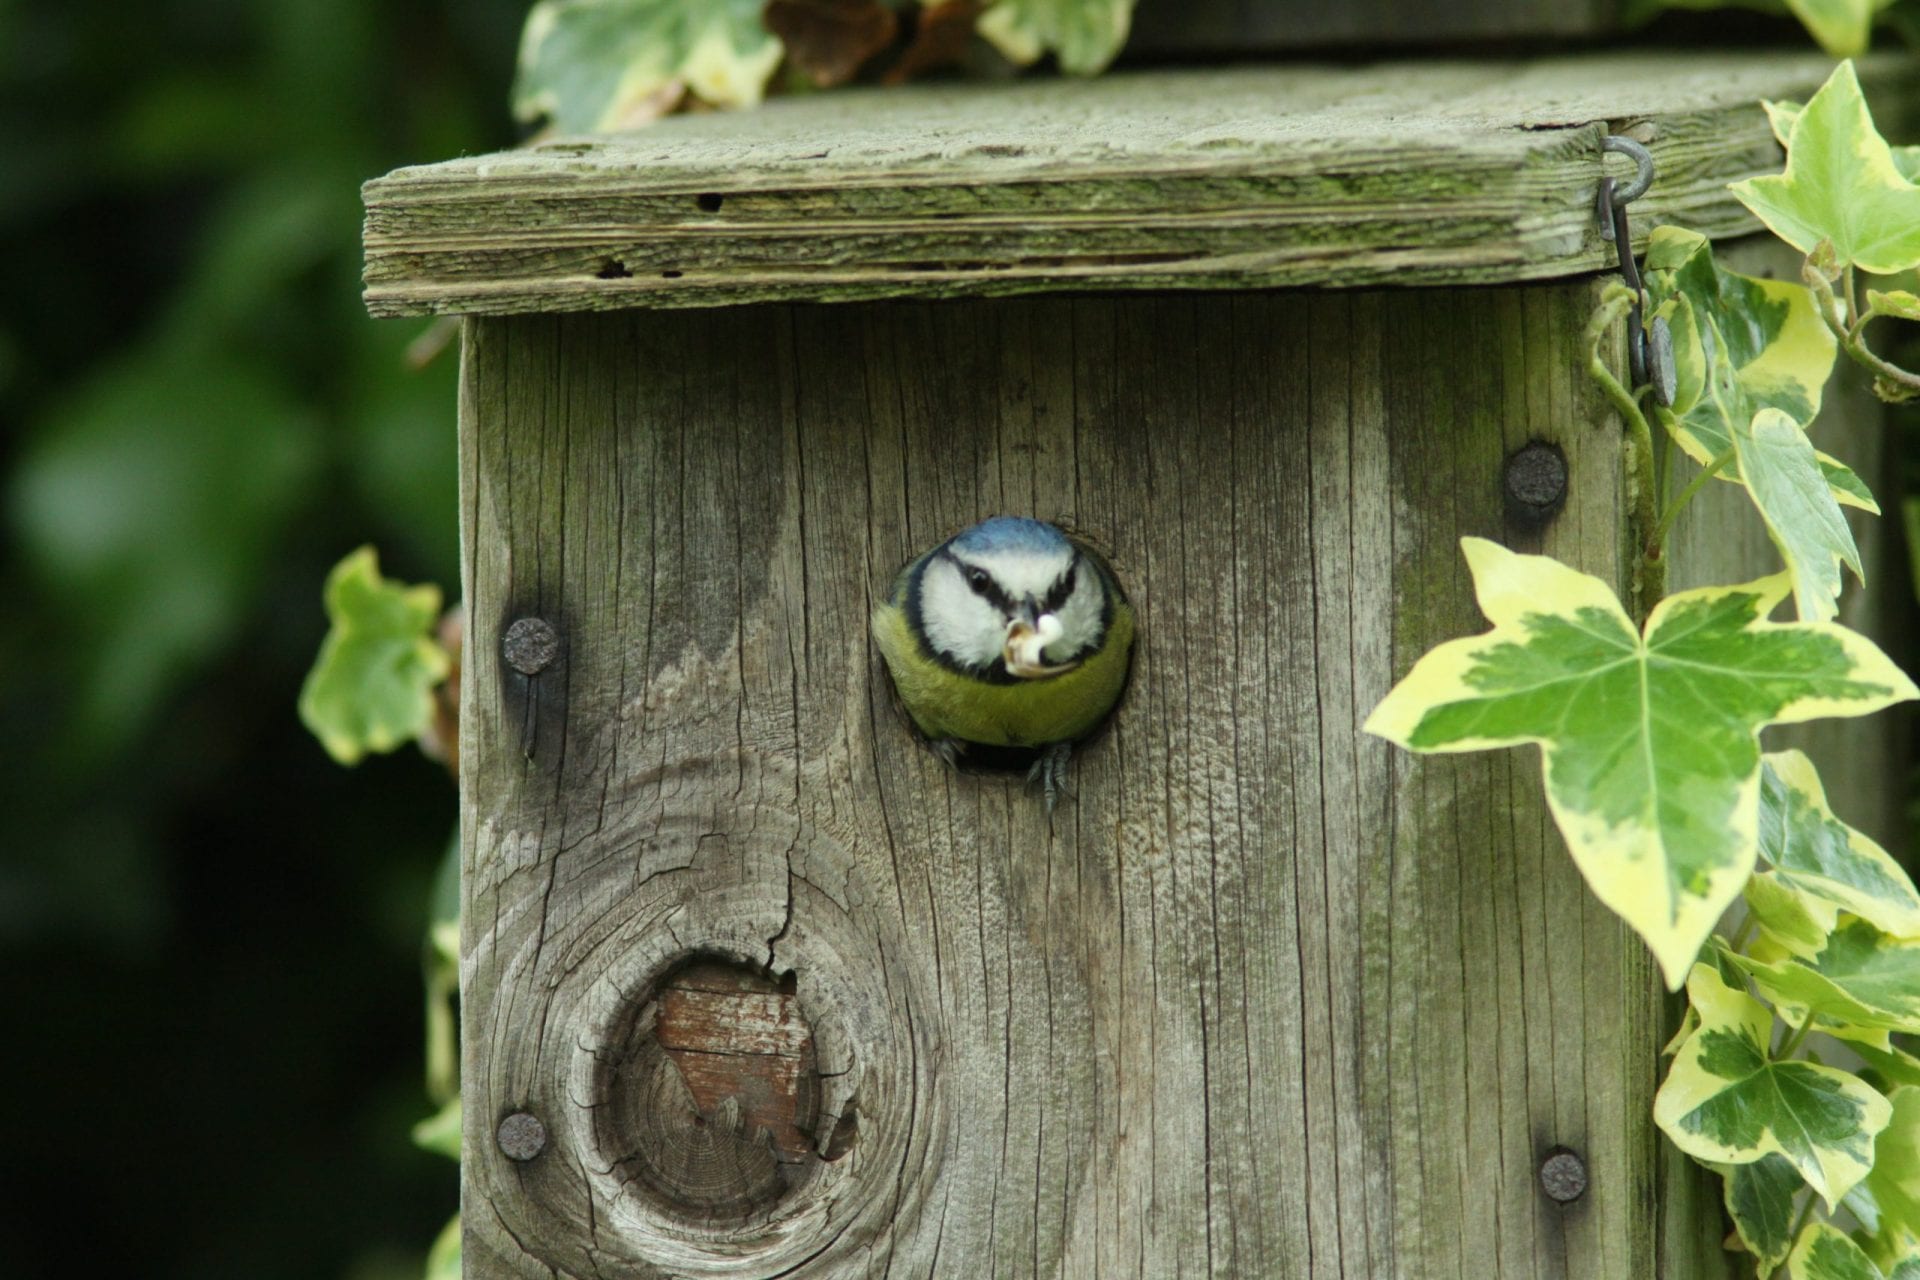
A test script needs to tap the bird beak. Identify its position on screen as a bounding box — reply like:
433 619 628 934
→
1004 613 1078 679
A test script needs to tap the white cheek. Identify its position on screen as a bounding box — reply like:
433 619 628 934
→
1046 571 1107 660
920 569 1008 669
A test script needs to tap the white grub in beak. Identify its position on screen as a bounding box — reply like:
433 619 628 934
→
1004 613 1078 678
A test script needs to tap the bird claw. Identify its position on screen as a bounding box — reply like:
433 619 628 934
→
929 738 963 770
1026 743 1074 814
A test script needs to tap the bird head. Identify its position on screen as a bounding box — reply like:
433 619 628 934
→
913 517 1109 679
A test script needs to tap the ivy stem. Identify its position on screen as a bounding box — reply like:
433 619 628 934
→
1587 296 1666 620
1774 1005 1817 1061
1808 263 1920 399
1727 912 1756 955
1652 448 1737 553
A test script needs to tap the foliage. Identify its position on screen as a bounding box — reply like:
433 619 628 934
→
1368 58 1920 1279
299 548 452 766
512 0 1138 133
1637 0 1901 56
0 0 521 1275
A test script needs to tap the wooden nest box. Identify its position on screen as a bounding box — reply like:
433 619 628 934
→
363 53 1905 1279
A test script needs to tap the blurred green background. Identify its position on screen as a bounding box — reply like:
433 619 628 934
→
0 0 524 1274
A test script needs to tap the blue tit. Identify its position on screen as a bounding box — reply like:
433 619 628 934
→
871 516 1135 810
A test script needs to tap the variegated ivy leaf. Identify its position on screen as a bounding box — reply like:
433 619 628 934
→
1737 406 1864 622
1791 1224 1893 1280
1722 1153 1806 1274
977 0 1135 74
1657 963 1892 1207
297 547 450 766
1747 870 1836 957
1850 1088 1920 1265
1643 226 1869 519
1870 290 1920 321
514 0 782 133
1850 1040 1920 1093
1364 538 1916 988
1761 750 1920 937
1734 61 1920 275
1766 100 1920 182
1734 919 1920 1035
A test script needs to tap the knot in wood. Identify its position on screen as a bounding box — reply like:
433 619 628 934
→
602 960 827 1221
502 616 561 675
1539 1147 1588 1203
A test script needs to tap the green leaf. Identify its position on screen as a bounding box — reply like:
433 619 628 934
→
424 1212 461 1280
1855 1089 1920 1263
1848 1040 1920 1094
1870 289 1920 320
1723 1154 1807 1274
514 0 782 132
1747 869 1837 956
977 0 1135 73
1768 100 1920 180
1782 0 1899 55
1735 407 1864 622
1364 538 1916 988
1657 963 1892 1208
1642 227 1864 516
411 1097 462 1161
1734 61 1920 274
1734 919 1920 1034
1760 751 1920 937
1792 1223 1891 1280
8 346 320 758
297 547 450 766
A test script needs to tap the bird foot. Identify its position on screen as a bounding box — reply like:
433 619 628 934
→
1026 743 1074 814
928 738 964 770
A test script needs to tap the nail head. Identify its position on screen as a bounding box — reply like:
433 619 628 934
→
1504 441 1569 526
497 1110 548 1161
503 617 560 676
1539 1147 1588 1203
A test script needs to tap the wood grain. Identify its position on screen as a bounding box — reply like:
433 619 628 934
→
363 54 1914 316
446 274 1896 1276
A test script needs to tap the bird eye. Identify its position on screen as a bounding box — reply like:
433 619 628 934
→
965 567 992 594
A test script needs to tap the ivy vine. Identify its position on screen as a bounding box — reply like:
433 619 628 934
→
1370 59 1920 1279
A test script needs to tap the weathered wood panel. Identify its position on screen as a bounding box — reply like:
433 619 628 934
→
365 54 1915 316
455 284 1763 1277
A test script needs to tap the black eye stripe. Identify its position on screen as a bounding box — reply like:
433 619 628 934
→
1041 562 1078 614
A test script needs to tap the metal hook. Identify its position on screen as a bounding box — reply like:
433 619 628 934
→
1596 135 1673 405
1599 135 1655 209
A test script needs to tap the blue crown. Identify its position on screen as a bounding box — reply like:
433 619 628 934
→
948 516 1069 556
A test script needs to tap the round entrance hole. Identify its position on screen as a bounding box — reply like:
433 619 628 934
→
596 958 824 1222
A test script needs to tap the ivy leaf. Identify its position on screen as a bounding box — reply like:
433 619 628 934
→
1643 227 1866 518
1734 919 1920 1035
1760 750 1920 937
1657 963 1892 1208
976 0 1135 73
1723 1154 1807 1275
425 1213 461 1280
1733 61 1920 274
411 1097 462 1160
1848 1040 1920 1094
1364 538 1916 989
1747 870 1836 957
1766 99 1920 181
1853 1088 1920 1264
514 0 782 133
1782 0 1899 56
1735 407 1863 623
1791 1223 1892 1280
1869 289 1920 321
297 547 450 766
